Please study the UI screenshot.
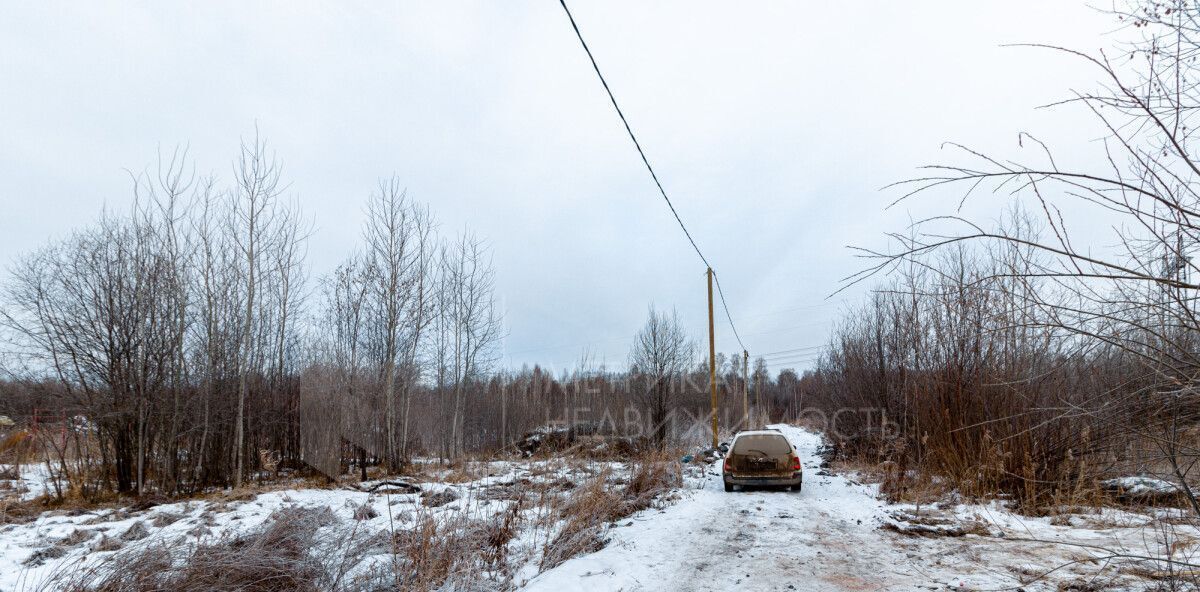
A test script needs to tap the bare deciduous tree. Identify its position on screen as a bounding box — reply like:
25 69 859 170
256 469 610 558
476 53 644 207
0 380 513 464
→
628 306 697 447
361 178 434 469
229 133 291 488
437 233 502 459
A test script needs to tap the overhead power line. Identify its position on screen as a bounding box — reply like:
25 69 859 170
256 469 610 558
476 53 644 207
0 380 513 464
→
765 352 822 362
759 345 825 358
556 0 706 267
556 0 746 353
712 273 747 351
762 355 822 367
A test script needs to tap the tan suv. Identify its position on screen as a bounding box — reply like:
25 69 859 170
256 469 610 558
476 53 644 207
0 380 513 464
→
722 429 803 492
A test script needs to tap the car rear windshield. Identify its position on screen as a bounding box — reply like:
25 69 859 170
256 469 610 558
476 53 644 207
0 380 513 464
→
732 434 791 455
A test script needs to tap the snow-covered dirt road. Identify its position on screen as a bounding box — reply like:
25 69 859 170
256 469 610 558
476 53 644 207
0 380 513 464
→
522 424 1191 592
522 425 913 591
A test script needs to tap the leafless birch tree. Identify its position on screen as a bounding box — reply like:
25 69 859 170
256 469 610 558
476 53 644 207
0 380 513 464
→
628 306 697 447
361 178 434 469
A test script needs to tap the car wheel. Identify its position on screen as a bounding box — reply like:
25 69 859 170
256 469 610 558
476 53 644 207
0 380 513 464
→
723 482 733 492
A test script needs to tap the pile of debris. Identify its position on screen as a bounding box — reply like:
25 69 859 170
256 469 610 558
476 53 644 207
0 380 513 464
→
881 509 994 538
1100 476 1185 505
514 422 651 459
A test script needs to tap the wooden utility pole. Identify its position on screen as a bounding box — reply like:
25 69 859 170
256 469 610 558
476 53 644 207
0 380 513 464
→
742 349 749 429
756 362 763 423
707 268 719 449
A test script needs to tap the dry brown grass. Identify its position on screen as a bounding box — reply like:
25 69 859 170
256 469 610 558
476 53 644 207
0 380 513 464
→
540 470 624 569
833 454 960 508
0 497 43 525
42 506 357 592
27 448 689 591
358 495 527 591
624 452 681 509
540 452 681 570
438 465 476 484
829 437 1130 515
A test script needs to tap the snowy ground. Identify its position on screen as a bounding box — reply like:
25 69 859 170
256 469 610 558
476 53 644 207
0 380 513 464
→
0 463 52 502
523 425 1197 592
0 456 647 591
1 426 1194 591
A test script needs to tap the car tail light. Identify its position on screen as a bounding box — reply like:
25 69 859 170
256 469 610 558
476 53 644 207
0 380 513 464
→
723 459 732 472
790 456 801 471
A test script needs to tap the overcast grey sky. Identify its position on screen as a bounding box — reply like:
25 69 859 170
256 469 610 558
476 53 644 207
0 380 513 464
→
0 2 1121 374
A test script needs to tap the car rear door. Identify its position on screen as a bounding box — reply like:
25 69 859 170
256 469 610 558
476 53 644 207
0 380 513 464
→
730 434 791 476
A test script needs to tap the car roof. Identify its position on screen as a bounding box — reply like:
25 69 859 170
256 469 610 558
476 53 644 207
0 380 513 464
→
734 430 788 438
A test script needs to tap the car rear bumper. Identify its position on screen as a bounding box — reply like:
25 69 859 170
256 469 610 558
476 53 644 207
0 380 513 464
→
723 472 803 487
